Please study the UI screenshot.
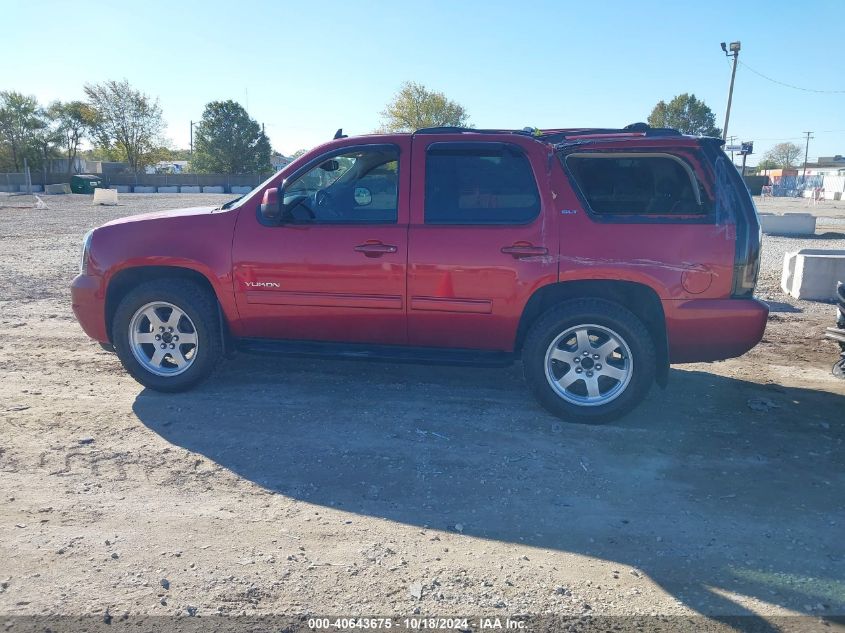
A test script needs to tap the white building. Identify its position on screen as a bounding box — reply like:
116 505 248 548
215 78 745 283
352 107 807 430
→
271 153 292 172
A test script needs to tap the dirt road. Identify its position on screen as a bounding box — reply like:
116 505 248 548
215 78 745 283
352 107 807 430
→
1 194 843 629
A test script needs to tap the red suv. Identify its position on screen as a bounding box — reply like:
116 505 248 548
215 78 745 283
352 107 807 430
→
71 124 767 422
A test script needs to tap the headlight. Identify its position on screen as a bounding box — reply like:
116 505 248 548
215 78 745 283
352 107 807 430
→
80 230 94 274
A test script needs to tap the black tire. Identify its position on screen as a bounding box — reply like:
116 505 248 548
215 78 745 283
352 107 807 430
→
522 298 656 424
833 356 845 380
112 279 222 392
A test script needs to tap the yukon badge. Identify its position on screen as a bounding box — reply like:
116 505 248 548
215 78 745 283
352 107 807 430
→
244 281 280 288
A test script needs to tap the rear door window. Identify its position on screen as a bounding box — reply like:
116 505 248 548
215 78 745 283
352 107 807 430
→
425 143 540 224
565 153 710 217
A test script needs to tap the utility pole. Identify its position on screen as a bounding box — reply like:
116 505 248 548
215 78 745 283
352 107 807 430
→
190 120 194 156
23 157 31 194
801 131 814 183
720 41 741 141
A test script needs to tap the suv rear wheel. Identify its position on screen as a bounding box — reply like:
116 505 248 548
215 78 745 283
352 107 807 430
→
112 279 222 392
523 298 655 423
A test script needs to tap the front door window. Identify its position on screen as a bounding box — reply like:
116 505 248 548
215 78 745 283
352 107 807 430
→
283 147 399 224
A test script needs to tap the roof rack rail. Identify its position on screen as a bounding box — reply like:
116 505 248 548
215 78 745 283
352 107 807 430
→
410 123 683 143
413 126 516 135
541 124 682 144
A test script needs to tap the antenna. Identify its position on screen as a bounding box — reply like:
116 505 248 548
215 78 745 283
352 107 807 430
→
334 128 347 139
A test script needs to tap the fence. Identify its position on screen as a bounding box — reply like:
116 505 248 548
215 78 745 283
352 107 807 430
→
0 171 274 193
762 175 845 200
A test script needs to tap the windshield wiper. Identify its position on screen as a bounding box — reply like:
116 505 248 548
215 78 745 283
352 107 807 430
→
217 196 243 210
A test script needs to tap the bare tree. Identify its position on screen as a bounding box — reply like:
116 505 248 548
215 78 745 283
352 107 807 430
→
84 80 164 173
762 142 803 169
379 82 470 132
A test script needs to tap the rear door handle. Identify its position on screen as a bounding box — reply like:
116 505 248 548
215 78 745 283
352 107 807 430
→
501 243 548 258
354 242 397 257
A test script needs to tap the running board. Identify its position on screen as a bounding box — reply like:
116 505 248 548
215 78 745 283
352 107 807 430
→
825 327 845 344
235 338 515 367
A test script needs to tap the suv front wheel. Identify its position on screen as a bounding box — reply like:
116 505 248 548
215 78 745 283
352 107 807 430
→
112 279 222 392
523 298 656 423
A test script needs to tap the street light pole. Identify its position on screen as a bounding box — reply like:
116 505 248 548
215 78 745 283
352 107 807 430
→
720 41 741 141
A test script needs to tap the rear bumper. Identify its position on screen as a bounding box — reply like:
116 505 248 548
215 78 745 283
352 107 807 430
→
71 273 109 343
664 298 768 363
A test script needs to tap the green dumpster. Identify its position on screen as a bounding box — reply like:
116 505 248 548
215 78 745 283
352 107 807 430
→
70 174 103 194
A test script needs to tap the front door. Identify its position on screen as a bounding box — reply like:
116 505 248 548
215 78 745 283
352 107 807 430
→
407 137 559 350
232 141 409 344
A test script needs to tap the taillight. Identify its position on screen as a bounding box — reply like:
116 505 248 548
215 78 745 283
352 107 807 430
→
731 191 762 298
80 230 94 275
700 139 762 299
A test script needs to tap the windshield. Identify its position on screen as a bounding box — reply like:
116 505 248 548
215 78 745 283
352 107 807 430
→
217 170 283 211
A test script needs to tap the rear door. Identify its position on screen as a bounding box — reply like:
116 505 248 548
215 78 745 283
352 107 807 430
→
231 140 410 344
406 136 559 350
555 145 736 299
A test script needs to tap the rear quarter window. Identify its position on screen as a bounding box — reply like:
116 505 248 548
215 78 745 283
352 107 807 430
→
565 153 711 219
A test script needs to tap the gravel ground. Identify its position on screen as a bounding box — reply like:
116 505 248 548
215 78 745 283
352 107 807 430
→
757 233 845 318
754 195 845 219
0 193 843 629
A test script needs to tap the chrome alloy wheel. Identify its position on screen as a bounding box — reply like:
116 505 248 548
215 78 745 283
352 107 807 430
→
128 301 198 377
544 324 633 407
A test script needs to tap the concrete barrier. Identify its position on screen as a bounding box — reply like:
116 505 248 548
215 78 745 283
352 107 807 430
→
230 186 253 194
93 188 119 206
109 185 131 193
133 186 155 193
18 185 43 192
202 186 225 193
781 249 845 300
180 185 201 193
157 186 179 193
44 183 71 194
759 212 817 236
0 185 15 192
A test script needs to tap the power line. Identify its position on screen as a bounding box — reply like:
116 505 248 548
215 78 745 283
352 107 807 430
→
741 130 845 141
738 60 845 94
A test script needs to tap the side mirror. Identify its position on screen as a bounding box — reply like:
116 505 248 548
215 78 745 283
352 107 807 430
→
319 159 340 172
259 186 281 220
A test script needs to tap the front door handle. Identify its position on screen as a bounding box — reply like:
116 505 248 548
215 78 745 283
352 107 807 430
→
354 242 397 257
501 243 548 259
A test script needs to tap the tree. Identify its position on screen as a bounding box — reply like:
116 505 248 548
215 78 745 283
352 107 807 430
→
190 100 271 174
48 101 95 179
0 91 49 171
84 79 165 173
379 81 470 132
762 142 803 169
647 93 721 137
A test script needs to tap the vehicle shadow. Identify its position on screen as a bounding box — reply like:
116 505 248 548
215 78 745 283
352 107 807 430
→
763 301 802 314
132 357 845 627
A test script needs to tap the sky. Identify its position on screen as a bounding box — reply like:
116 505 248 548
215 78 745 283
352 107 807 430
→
3 0 844 165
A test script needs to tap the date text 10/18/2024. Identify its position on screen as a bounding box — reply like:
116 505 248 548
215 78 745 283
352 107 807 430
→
307 617 527 630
